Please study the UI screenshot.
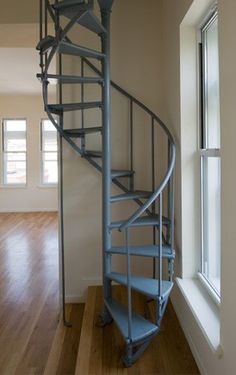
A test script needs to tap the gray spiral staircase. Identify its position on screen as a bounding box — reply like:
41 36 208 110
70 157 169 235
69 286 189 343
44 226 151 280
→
37 0 176 367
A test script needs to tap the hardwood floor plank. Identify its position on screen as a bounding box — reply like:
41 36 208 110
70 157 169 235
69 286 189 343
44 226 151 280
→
0 212 84 375
76 286 199 375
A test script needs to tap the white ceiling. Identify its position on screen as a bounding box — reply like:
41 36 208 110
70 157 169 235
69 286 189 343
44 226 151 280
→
0 48 56 95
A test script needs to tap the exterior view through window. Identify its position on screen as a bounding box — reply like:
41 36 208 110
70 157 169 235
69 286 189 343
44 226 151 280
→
41 119 58 185
2 119 27 185
199 10 221 298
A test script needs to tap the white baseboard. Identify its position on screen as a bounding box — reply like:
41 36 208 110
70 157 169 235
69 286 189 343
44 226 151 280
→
0 208 58 213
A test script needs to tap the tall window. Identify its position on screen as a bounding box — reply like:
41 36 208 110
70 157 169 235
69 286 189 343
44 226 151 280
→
199 11 221 298
41 119 58 185
2 119 27 185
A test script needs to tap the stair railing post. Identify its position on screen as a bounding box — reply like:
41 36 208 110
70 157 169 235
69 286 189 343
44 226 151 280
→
151 116 156 279
100 4 112 310
158 192 163 325
126 227 132 361
130 99 134 191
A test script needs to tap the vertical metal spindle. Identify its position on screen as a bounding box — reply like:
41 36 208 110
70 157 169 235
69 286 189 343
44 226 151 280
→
39 0 44 74
130 100 134 191
100 5 112 311
81 58 85 153
44 0 48 67
151 117 156 279
158 192 163 298
126 228 132 344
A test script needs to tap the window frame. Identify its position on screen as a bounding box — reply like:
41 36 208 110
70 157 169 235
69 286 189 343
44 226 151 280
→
198 9 221 302
40 118 58 186
1 118 27 187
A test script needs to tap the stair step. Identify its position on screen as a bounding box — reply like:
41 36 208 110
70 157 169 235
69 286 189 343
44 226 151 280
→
110 214 170 229
48 101 102 114
64 127 102 138
106 272 173 300
104 298 158 344
54 1 107 35
36 35 56 54
110 170 134 179
110 190 151 203
83 150 102 158
37 73 104 85
106 244 175 259
59 40 105 59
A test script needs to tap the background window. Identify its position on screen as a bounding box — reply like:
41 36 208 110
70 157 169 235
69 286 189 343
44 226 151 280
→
2 119 27 185
200 11 221 297
41 119 58 185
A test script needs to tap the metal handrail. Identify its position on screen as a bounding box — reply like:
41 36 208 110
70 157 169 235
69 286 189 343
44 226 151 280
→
82 58 176 232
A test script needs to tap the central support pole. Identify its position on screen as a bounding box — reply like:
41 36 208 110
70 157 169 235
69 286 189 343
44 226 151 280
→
100 2 113 316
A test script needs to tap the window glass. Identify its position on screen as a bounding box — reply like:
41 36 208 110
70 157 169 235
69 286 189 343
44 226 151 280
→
200 12 221 297
41 119 58 184
2 119 27 185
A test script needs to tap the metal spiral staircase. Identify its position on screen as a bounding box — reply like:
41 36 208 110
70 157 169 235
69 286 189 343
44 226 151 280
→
37 0 176 367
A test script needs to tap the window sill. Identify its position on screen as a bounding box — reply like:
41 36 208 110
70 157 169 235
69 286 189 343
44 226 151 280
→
175 277 222 356
0 184 27 189
38 184 58 189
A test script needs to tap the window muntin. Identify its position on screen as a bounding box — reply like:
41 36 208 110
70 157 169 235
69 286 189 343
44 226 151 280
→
2 119 27 185
41 119 58 185
200 11 221 297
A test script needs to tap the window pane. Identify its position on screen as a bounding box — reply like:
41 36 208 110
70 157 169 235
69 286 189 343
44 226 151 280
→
5 160 26 184
2 120 27 185
203 16 220 149
202 156 221 295
5 120 26 132
42 121 57 152
43 160 58 184
41 119 58 184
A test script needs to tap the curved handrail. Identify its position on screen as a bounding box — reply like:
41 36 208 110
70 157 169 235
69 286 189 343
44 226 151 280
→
82 58 176 232
40 2 176 233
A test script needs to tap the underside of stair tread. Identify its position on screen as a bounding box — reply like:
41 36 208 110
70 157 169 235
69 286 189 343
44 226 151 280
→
48 101 102 113
37 73 104 85
83 150 102 158
59 40 105 59
104 298 158 344
111 170 134 179
110 214 170 229
106 244 175 259
64 127 102 137
110 190 152 203
106 272 173 300
56 3 107 35
53 0 86 10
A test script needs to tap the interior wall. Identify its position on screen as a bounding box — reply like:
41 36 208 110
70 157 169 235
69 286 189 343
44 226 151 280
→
61 0 165 301
161 0 236 373
0 95 58 212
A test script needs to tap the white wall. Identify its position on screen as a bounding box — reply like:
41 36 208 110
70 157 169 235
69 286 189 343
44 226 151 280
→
0 95 58 212
161 0 236 373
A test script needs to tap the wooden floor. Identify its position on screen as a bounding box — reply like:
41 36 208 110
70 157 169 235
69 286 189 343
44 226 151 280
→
0 212 84 375
76 286 199 375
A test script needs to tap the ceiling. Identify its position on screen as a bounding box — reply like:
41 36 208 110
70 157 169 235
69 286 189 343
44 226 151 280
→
0 48 56 95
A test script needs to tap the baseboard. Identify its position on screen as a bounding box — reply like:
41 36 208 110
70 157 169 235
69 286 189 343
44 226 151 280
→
0 208 58 213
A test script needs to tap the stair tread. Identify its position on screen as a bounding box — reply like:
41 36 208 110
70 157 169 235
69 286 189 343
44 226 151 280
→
64 127 102 137
110 214 170 229
110 190 152 203
37 73 103 85
106 244 175 259
106 272 173 300
48 101 102 113
53 0 86 9
111 170 134 179
104 298 158 343
59 40 105 59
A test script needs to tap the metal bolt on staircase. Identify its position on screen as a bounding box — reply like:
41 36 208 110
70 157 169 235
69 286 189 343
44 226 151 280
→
37 0 176 366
